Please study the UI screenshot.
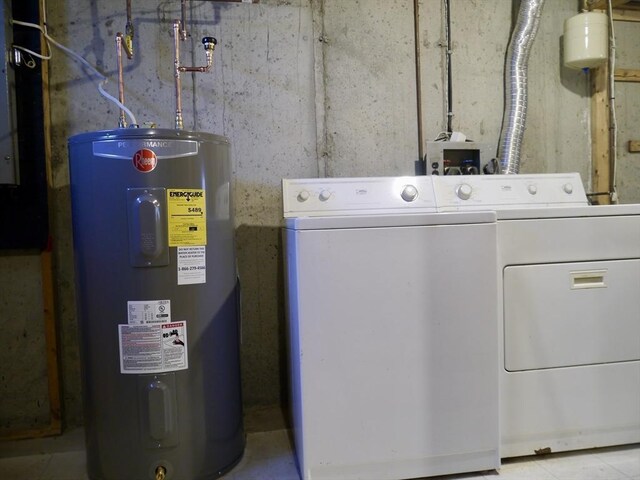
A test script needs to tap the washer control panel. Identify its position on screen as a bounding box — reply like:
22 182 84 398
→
283 173 589 217
283 176 437 217
433 173 588 210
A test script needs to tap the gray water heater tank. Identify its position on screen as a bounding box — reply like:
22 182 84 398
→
68 129 245 480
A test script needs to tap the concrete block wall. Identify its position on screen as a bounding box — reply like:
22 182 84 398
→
0 255 49 430
1 0 635 430
318 0 418 177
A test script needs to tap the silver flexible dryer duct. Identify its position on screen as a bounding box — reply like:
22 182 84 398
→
498 0 546 174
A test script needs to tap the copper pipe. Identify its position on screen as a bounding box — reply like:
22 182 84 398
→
178 38 216 73
179 66 209 73
125 0 134 58
116 33 127 128
180 0 188 40
173 19 217 129
173 20 184 129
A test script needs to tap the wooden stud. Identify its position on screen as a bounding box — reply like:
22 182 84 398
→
614 68 640 82
589 0 640 20
0 0 62 441
588 0 632 10
613 9 640 21
40 248 62 435
37 0 62 438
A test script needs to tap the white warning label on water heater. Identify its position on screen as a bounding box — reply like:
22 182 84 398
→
118 321 188 374
177 246 206 285
127 299 171 324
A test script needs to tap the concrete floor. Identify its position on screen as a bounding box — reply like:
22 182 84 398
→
0 407 638 480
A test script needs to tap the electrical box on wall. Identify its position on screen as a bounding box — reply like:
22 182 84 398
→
426 141 497 176
0 0 48 249
0 2 19 184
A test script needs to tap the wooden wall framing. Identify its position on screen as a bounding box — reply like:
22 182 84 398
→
588 0 640 203
0 0 62 440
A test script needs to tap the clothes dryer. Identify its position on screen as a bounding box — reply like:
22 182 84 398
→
434 173 640 458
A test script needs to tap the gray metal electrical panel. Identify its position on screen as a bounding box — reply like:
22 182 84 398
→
0 2 18 184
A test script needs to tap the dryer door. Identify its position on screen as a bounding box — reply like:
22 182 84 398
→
504 259 640 371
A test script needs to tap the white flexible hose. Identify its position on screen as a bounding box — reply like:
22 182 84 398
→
11 18 138 127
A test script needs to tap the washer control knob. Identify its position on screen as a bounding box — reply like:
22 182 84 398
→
401 185 418 202
297 190 310 202
563 183 574 194
528 184 538 195
319 189 331 201
455 183 473 200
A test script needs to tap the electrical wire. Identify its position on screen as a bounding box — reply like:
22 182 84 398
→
13 44 51 62
10 0 51 68
607 0 618 203
434 131 450 141
413 0 424 162
443 0 453 134
11 4 138 126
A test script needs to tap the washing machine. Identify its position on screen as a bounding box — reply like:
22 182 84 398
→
433 173 640 458
282 176 500 480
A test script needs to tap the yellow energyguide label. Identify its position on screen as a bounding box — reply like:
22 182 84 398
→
167 189 207 246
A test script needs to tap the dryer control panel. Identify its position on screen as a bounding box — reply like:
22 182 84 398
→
283 176 436 217
433 173 588 211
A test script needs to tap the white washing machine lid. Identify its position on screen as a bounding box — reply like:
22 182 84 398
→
285 211 496 230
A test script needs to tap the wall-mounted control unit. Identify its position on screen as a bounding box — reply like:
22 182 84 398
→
425 141 496 176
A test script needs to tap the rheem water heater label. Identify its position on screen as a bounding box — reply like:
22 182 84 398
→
177 246 206 285
167 189 207 246
118 321 189 374
127 299 171 324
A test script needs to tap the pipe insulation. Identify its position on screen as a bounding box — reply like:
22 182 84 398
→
498 0 545 174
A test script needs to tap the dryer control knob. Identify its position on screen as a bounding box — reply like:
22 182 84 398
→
401 185 418 202
528 184 538 195
319 189 331 201
563 183 574 194
455 183 473 200
297 190 310 202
